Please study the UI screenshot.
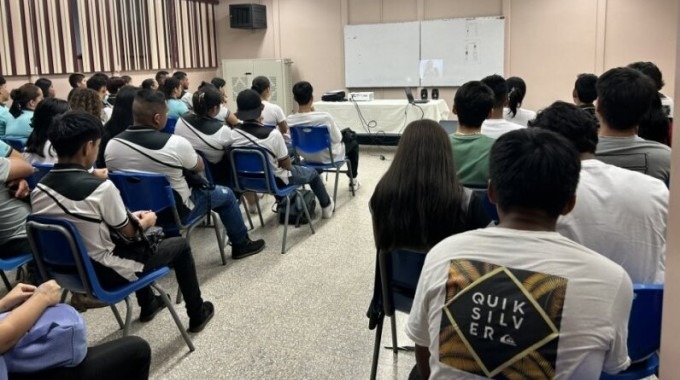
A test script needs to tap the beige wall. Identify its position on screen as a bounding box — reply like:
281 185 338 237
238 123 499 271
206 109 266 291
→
216 0 677 113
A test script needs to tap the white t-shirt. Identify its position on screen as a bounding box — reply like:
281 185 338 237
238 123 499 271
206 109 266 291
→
503 107 537 127
174 115 234 164
287 111 345 163
261 100 286 126
230 125 291 183
481 119 525 139
660 94 674 118
557 159 667 283
181 91 194 110
215 105 230 124
23 140 57 164
406 227 633 380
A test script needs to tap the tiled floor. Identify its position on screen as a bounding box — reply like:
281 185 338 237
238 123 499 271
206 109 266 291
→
76 146 417 379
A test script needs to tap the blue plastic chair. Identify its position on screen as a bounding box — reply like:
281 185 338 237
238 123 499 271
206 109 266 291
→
25 215 195 351
289 126 355 209
368 249 426 380
0 253 33 291
161 117 179 134
600 284 663 379
26 162 55 190
465 186 499 225
229 147 315 254
0 137 26 152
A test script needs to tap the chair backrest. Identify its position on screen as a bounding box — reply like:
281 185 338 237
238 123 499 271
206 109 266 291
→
465 186 499 224
31 162 54 184
229 147 280 194
25 215 103 297
1 137 25 152
627 284 664 362
108 171 176 214
378 249 427 316
289 126 333 157
162 117 179 134
196 150 214 184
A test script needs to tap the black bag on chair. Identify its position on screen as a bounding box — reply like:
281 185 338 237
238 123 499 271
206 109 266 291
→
276 190 316 226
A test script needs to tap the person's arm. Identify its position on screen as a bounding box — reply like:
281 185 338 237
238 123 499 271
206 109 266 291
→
273 132 291 169
176 136 204 173
117 211 157 238
327 115 343 144
415 345 431 379
5 155 34 181
602 273 634 374
278 156 291 170
277 120 289 135
226 112 240 127
0 280 61 354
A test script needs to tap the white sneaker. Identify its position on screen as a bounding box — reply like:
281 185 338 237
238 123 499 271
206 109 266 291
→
349 178 361 191
322 198 334 219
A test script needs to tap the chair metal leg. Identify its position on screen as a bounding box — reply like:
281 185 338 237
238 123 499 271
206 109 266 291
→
152 283 195 352
333 167 340 211
281 196 291 254
241 196 255 230
123 297 132 336
110 303 125 330
370 317 384 380
211 211 227 266
0 271 11 291
390 315 398 354
255 195 264 227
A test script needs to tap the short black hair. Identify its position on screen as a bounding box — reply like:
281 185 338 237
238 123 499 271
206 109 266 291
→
454 81 495 127
0 75 5 86
86 75 107 92
529 101 598 154
68 73 85 88
162 77 181 99
211 77 226 89
141 78 156 89
35 78 52 98
172 71 187 81
155 70 169 82
628 61 664 91
574 73 598 103
480 74 507 108
106 77 126 94
489 128 580 218
192 84 222 117
133 89 167 123
48 111 103 158
596 67 656 130
292 81 313 105
251 76 270 95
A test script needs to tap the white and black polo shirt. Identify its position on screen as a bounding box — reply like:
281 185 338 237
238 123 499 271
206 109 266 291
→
174 114 234 164
104 126 199 208
30 164 144 281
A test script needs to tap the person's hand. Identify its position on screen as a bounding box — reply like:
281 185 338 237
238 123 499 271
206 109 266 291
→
133 210 157 229
93 168 108 179
34 280 62 306
7 179 30 199
2 283 36 310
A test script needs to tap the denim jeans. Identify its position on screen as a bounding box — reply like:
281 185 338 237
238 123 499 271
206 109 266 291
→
288 165 331 208
185 186 248 246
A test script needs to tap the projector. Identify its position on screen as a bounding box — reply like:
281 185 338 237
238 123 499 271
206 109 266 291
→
350 92 374 102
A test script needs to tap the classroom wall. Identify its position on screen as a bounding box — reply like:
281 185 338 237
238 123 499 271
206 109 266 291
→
216 0 677 113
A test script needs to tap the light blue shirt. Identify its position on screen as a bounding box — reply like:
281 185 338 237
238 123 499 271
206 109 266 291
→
5 110 33 139
167 99 189 119
0 140 10 157
0 106 10 136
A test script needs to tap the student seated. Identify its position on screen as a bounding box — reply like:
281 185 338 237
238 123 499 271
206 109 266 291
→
0 140 32 260
68 73 86 101
628 61 673 119
163 78 189 119
97 86 140 168
251 76 288 134
480 74 524 138
210 77 240 126
6 84 43 139
155 70 169 88
141 79 158 90
532 101 668 284
573 73 598 117
35 78 55 99
104 90 265 259
173 71 193 111
4 280 151 380
231 89 335 218
23 98 70 164
286 81 361 191
32 111 215 332
407 128 633 379
69 88 104 123
0 76 10 136
594 67 671 184
86 74 112 123
503 76 536 126
449 81 496 186
105 77 126 107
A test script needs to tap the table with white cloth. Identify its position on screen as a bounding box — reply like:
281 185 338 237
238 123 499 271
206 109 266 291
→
313 99 451 135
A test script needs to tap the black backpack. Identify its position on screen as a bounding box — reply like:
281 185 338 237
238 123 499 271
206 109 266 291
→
276 190 316 226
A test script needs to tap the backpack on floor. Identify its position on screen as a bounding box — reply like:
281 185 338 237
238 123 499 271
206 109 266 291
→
276 190 316 226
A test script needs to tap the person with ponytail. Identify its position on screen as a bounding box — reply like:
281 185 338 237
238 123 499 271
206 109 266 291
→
6 83 43 139
251 76 288 135
503 76 537 127
210 77 240 126
163 77 189 119
24 98 70 164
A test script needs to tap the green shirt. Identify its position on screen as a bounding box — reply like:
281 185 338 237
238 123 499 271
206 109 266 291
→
449 133 495 186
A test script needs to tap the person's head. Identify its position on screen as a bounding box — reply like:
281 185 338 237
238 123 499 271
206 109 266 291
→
172 71 189 90
121 75 132 85
105 86 140 136
132 89 168 130
35 78 55 98
251 76 271 99
638 94 670 145
371 119 465 251
155 70 169 87
627 61 664 91
9 83 43 117
573 73 598 105
162 77 182 100
192 84 222 118
529 101 598 155
506 76 527 117
453 81 495 128
141 78 157 90
596 67 656 131
211 77 227 102
86 74 108 100
292 81 313 106
68 73 86 89
49 111 103 166
235 89 264 121
480 74 508 112
25 98 71 155
489 128 580 221
68 88 103 119
0 76 8 104
106 77 126 96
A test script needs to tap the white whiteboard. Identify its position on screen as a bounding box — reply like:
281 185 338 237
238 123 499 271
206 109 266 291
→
421 18 505 87
344 22 420 88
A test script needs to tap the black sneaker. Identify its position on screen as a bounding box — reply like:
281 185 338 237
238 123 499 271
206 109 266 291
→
232 238 265 259
139 295 167 322
188 302 215 333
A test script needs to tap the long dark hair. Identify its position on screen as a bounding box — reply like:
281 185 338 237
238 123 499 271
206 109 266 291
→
98 86 139 167
9 83 42 118
25 98 70 156
370 119 466 251
506 76 527 118
162 77 181 99
35 78 53 98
